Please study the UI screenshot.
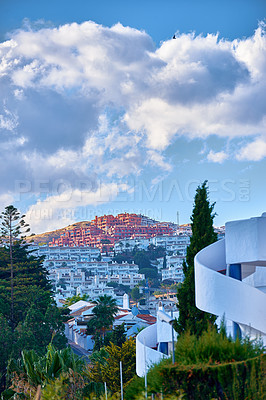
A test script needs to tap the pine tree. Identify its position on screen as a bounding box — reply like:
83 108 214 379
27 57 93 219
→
0 206 30 331
175 181 217 336
0 206 68 392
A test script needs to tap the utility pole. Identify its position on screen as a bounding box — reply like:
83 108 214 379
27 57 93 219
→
120 361 123 400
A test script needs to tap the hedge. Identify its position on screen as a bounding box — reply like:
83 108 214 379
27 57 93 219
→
159 354 266 400
125 354 266 400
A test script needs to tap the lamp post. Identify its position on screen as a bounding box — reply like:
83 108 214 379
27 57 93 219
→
171 309 175 364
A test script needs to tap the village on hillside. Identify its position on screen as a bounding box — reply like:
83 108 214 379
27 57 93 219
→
27 212 225 353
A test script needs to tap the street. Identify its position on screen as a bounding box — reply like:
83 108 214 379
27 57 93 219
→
68 340 91 363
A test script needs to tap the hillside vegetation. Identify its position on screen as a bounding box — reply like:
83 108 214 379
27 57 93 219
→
25 221 91 245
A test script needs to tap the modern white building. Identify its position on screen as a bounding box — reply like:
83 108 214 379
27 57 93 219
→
75 279 116 300
136 213 266 377
195 213 266 343
136 304 178 376
113 234 191 256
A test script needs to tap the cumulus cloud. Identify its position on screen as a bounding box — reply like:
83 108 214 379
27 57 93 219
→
207 150 228 163
0 20 265 230
0 194 15 211
236 138 266 161
25 182 129 233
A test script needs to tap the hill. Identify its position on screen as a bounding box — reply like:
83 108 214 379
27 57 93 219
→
26 221 91 245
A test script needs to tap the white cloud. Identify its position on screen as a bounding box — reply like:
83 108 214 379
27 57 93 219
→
236 138 266 161
234 22 266 80
0 194 15 212
1 21 264 153
147 150 172 171
25 182 129 233
207 150 228 163
0 20 266 231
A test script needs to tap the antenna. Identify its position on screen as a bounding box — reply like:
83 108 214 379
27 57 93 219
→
177 211 179 227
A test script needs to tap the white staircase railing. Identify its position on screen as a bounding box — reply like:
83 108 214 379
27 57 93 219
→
195 239 266 339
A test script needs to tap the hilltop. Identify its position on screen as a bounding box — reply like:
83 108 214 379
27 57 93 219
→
25 213 177 248
26 221 91 245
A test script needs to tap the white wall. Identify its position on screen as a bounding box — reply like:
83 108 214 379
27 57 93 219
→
195 239 266 342
225 215 266 265
136 324 169 377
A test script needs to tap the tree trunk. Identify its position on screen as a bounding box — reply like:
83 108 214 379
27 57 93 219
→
9 216 14 332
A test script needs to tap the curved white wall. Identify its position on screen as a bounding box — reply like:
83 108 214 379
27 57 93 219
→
136 323 169 377
195 239 266 340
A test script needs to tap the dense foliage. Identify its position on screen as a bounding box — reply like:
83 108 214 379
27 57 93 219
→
86 295 118 339
93 323 127 351
175 181 217 336
88 338 136 395
4 344 87 399
64 294 90 307
125 328 265 400
0 206 67 393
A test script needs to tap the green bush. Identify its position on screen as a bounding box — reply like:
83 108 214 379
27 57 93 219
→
160 354 265 400
125 328 265 400
174 327 263 365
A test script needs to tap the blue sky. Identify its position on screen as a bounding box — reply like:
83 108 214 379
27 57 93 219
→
0 0 265 232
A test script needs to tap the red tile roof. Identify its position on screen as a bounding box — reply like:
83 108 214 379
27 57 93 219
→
137 314 156 324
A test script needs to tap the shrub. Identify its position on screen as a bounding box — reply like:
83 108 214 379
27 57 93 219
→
160 354 265 400
125 327 265 400
174 327 263 365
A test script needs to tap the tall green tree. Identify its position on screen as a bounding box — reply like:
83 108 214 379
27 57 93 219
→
0 241 52 329
175 181 217 336
88 338 136 394
0 206 68 392
86 295 118 339
0 205 30 331
104 323 127 348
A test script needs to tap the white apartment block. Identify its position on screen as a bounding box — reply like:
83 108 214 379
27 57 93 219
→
56 281 116 301
156 254 185 283
85 261 139 275
114 234 190 256
51 267 144 289
114 238 150 253
29 245 100 261
161 264 184 282
151 235 190 256
76 281 115 300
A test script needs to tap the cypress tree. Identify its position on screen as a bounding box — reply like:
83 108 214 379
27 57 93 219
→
175 181 217 336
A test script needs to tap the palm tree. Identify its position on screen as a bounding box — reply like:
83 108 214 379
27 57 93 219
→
87 295 118 339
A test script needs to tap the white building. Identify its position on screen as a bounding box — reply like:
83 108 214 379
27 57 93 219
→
195 212 266 343
29 245 100 261
136 304 178 376
80 261 139 276
161 264 184 283
151 235 190 256
136 213 266 377
114 238 150 253
76 278 116 300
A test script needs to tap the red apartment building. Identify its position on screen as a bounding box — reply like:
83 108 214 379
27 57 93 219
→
49 213 174 251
